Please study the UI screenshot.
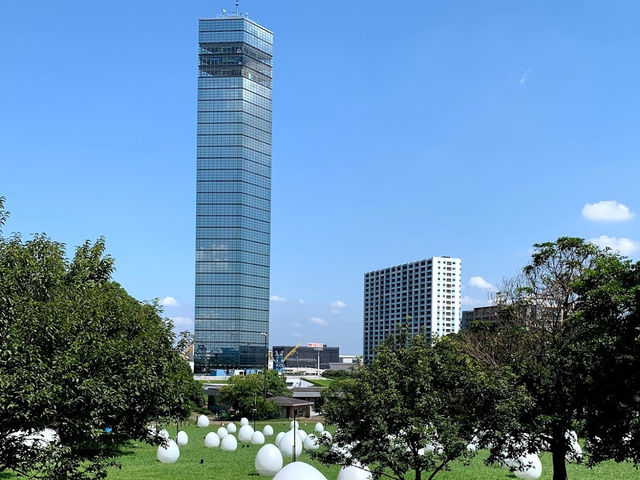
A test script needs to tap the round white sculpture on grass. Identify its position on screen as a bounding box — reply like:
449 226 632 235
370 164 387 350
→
275 431 286 446
176 431 188 446
304 434 319 450
204 432 220 448
239 424 255 442
159 429 170 440
227 422 237 433
251 431 266 445
320 430 332 440
314 422 324 433
565 431 583 462
337 464 372 480
197 415 210 428
273 461 328 480
297 429 308 442
513 453 542 480
290 420 299 430
279 430 303 458
255 444 283 476
217 427 229 439
157 439 180 463
221 434 238 451
240 417 249 426
263 425 274 436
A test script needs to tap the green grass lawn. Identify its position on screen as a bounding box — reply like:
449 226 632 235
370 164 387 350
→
2 419 637 479
302 378 333 388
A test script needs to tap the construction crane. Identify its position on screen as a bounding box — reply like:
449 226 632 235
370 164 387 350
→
283 343 302 362
273 343 302 374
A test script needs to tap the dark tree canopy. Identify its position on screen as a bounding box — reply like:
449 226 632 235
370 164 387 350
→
219 370 290 420
0 225 201 479
315 328 530 480
464 237 640 480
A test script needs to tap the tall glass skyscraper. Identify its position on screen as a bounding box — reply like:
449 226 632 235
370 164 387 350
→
194 15 272 372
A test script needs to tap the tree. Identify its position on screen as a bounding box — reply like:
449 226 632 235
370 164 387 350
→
0 222 201 479
569 253 640 466
315 328 530 480
463 237 639 480
219 370 290 420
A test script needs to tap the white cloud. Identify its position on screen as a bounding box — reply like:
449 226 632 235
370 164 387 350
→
519 68 532 86
169 316 192 329
309 317 328 327
298 299 306 304
159 296 179 307
331 300 346 308
582 201 634 222
469 276 495 290
270 295 287 302
589 236 639 256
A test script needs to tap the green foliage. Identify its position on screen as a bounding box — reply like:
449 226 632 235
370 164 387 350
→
322 369 357 379
316 328 530 480
464 237 640 480
219 371 289 420
0 231 200 479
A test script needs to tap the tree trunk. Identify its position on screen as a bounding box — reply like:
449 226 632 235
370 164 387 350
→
415 469 421 480
551 431 568 480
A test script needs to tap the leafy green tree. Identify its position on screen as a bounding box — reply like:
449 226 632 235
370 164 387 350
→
315 328 530 480
0 207 202 479
464 237 640 480
569 253 640 466
219 370 290 420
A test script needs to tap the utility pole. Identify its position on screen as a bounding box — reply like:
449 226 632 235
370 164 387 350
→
261 332 268 400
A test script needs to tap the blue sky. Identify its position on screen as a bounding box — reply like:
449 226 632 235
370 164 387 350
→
1 1 639 354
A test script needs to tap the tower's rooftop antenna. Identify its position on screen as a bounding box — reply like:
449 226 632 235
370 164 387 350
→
235 0 240 16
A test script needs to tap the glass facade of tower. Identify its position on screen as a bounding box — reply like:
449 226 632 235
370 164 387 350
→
194 17 272 372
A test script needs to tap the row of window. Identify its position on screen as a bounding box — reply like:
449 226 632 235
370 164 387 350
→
197 180 270 197
197 157 271 174
196 227 269 244
196 272 269 286
198 115 271 133
196 258 269 272
196 239 269 255
197 165 270 180
197 122 272 141
198 76 272 98
198 84 271 103
199 42 272 67
198 98 271 118
199 19 273 45
199 30 272 57
197 171 270 188
195 283 268 295
195 308 269 321
197 145 271 162
197 202 269 217
198 132 272 150
195 296 269 309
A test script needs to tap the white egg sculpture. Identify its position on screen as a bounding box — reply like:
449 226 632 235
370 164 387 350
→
337 465 372 480
255 444 283 476
314 422 324 433
197 415 210 428
227 422 237 433
321 430 332 440
263 425 274 436
239 424 255 442
240 417 249 426
273 461 328 480
297 429 308 442
513 453 542 480
275 431 286 446
252 431 266 445
221 434 238 451
565 431 583 462
290 420 299 430
279 430 303 458
159 429 170 440
176 431 188 446
204 432 220 448
217 427 229 439
304 434 319 450
157 439 180 463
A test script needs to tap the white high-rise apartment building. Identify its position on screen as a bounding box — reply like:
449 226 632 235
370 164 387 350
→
363 256 462 363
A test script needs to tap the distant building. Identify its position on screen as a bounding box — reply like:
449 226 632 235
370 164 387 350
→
272 345 339 370
339 354 358 364
460 305 499 330
363 256 462 363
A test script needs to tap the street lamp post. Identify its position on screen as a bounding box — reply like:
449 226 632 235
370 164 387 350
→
260 332 268 400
